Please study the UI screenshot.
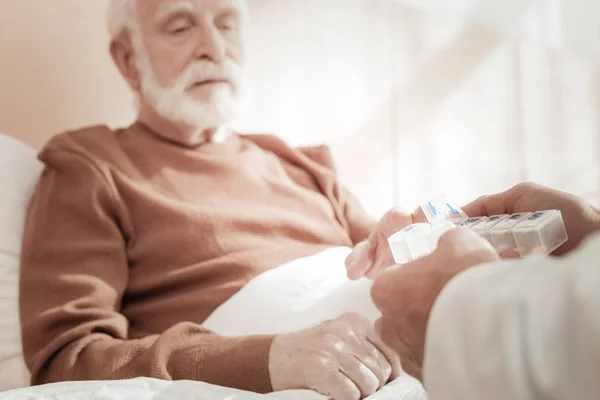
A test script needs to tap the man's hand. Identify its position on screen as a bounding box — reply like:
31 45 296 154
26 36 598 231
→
346 208 424 281
268 313 402 400
462 182 600 256
370 228 499 381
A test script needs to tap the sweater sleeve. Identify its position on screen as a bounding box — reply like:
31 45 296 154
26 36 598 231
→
19 148 274 393
296 144 376 245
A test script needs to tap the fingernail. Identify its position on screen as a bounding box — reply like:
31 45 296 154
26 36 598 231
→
345 253 356 267
347 259 356 271
348 262 371 281
365 268 378 279
347 260 359 279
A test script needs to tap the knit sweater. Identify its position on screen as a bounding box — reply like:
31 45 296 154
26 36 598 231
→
19 122 375 393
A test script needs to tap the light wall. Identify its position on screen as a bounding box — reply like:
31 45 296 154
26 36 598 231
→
0 1 135 148
1 0 599 217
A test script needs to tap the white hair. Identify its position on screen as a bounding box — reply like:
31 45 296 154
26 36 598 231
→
106 0 249 39
106 0 137 39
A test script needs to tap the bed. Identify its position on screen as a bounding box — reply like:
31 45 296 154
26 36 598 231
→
0 133 426 399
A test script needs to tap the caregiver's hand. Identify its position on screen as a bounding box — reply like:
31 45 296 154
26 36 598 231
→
371 228 499 382
462 182 600 255
269 313 402 400
346 208 425 281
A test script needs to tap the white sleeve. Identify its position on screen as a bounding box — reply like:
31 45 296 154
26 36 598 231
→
423 233 600 400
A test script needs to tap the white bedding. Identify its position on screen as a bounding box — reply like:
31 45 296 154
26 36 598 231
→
0 377 424 400
1 247 427 399
0 134 44 392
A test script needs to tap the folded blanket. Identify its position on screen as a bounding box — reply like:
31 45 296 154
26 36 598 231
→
204 247 380 335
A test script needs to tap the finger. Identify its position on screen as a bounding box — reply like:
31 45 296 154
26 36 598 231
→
346 207 414 279
437 228 498 255
410 206 428 224
461 195 506 218
345 240 368 269
366 330 403 380
338 355 380 398
357 209 413 279
347 242 373 280
365 263 391 280
461 185 528 218
351 339 393 388
322 371 362 400
370 264 410 311
369 211 415 273
363 239 396 279
372 208 414 239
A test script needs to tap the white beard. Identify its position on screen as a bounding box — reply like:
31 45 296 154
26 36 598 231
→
131 34 247 137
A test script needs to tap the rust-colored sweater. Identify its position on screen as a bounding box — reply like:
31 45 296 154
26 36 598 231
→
19 122 375 393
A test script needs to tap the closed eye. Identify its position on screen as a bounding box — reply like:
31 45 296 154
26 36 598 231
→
216 13 239 31
165 15 196 36
171 25 192 35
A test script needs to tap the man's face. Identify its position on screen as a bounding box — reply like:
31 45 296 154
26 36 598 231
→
131 0 247 135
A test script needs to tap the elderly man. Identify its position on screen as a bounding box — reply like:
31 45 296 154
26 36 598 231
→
354 183 600 399
19 1 404 399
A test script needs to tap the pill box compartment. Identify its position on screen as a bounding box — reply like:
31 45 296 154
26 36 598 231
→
513 210 569 256
388 223 433 264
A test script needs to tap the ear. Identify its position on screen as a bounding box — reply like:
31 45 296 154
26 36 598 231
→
110 32 141 91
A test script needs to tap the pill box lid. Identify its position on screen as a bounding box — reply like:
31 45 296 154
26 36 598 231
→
420 195 468 225
388 223 433 242
489 212 532 232
460 216 487 228
512 210 559 232
472 214 510 233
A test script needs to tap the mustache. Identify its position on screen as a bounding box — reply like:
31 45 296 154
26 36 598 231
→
178 60 242 89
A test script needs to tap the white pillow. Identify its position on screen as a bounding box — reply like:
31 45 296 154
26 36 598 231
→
0 134 43 391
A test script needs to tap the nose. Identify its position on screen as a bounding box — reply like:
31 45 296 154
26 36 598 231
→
194 22 227 63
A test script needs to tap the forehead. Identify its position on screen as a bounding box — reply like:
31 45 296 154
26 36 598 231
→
136 0 246 17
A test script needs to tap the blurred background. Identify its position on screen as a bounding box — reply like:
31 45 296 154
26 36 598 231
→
1 0 599 217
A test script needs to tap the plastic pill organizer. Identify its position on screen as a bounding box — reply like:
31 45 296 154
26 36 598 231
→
387 196 569 264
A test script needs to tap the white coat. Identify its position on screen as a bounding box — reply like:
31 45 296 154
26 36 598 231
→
424 232 600 399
